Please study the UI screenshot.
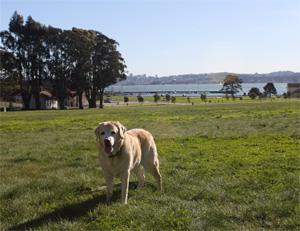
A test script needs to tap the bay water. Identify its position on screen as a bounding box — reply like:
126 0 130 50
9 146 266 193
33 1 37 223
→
106 83 288 97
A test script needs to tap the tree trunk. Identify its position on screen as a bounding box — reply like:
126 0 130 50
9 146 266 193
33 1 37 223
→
34 91 40 110
90 90 97 108
99 89 104 109
78 91 83 109
86 90 96 108
21 92 31 110
59 97 66 109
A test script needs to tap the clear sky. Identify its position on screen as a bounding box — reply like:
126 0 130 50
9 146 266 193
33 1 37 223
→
1 0 299 76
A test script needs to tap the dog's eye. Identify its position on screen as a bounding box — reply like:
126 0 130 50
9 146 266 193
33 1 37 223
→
111 131 116 135
101 131 105 135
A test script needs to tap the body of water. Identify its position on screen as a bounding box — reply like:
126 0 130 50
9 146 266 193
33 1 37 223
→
106 83 288 97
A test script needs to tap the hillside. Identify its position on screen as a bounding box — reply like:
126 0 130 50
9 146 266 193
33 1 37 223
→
116 71 300 85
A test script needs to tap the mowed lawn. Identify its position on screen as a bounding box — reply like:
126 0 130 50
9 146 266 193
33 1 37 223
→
0 101 299 230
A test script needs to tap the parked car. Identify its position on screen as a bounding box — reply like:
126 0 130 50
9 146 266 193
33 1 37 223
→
104 98 111 103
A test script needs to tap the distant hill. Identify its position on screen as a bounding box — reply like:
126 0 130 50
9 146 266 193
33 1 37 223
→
116 71 300 85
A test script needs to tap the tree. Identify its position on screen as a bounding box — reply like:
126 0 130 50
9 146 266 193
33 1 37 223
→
171 96 176 104
187 96 191 103
282 92 288 99
1 12 48 109
263 83 277 98
124 96 129 103
91 33 126 108
47 27 72 109
165 94 170 102
137 95 144 103
249 92 257 100
220 75 243 98
153 93 160 102
67 28 94 109
200 93 207 102
225 93 229 100
0 48 18 99
1 12 31 109
1 12 127 110
248 87 260 96
23 16 49 110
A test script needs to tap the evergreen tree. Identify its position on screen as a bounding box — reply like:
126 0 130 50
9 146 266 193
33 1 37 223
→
221 75 243 98
154 93 160 102
91 33 126 108
263 83 277 98
47 27 72 109
1 12 49 109
248 87 260 96
0 48 18 99
1 12 127 109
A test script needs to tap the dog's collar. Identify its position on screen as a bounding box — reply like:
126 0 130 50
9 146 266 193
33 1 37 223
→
108 140 123 158
108 148 121 158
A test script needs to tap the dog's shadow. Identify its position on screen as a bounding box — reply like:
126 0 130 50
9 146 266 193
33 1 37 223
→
8 181 156 230
8 192 108 230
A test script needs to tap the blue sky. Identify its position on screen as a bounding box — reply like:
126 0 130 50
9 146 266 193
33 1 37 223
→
1 0 299 76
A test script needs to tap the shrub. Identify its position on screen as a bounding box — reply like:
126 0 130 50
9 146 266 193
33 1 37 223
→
201 93 207 102
137 95 144 103
187 96 191 103
250 93 257 100
154 93 160 102
166 94 171 102
171 96 176 103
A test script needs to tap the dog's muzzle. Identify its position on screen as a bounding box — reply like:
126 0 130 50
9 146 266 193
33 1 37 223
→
104 139 113 154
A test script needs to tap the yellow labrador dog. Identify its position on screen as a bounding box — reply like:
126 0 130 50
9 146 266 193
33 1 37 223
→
95 121 162 204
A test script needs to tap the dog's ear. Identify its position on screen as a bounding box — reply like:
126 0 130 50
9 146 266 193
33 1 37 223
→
94 123 102 141
113 121 126 139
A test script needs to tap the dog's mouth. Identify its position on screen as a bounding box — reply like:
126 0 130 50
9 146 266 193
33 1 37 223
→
104 140 113 154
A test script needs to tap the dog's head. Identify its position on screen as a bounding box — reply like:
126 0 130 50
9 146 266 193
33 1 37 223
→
95 121 126 154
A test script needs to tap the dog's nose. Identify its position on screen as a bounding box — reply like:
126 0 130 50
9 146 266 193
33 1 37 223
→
104 139 111 147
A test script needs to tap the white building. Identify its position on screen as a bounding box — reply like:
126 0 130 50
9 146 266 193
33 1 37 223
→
29 90 58 109
64 91 89 108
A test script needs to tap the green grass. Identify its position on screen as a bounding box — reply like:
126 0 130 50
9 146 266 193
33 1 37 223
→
1 101 299 230
108 95 298 104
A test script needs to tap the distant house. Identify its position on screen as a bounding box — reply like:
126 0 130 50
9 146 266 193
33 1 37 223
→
64 91 89 108
287 83 300 98
29 90 58 109
6 89 89 109
7 89 22 103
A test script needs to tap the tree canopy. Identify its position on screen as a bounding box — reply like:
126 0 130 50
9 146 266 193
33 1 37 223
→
248 87 260 96
0 11 126 109
263 83 277 97
220 75 243 98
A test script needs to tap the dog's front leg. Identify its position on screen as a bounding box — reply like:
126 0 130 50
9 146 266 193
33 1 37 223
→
104 173 114 201
120 170 130 204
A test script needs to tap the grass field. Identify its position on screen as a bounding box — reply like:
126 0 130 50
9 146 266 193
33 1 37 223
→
106 95 297 105
1 101 299 230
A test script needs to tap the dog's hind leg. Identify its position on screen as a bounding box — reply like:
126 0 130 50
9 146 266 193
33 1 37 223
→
143 159 162 191
153 160 162 191
133 165 145 189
